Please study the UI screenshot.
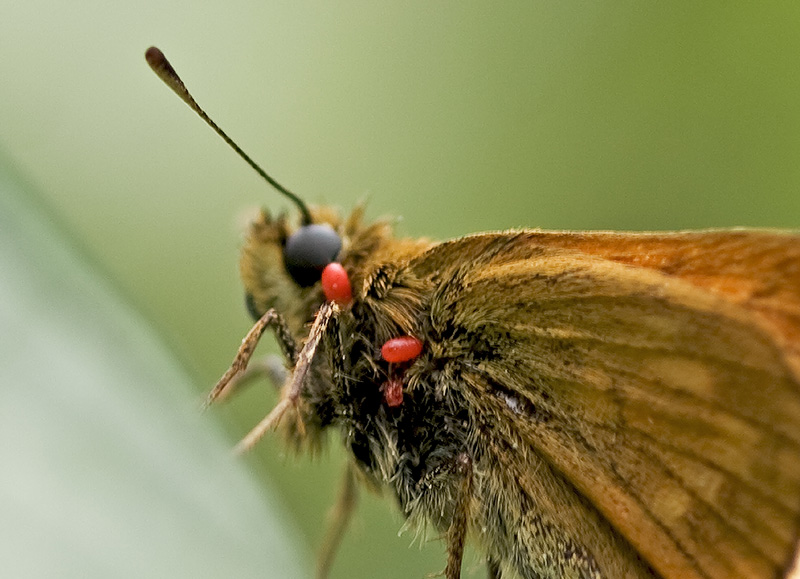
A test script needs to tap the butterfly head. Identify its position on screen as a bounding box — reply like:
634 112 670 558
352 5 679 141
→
241 205 352 331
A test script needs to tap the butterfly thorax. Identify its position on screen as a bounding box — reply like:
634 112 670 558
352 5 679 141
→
241 206 478 528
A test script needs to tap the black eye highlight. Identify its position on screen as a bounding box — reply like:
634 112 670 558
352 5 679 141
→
283 224 342 287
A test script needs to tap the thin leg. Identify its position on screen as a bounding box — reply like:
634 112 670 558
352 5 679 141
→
487 558 501 579
445 453 474 579
233 302 337 454
204 308 298 408
210 354 288 404
316 464 359 579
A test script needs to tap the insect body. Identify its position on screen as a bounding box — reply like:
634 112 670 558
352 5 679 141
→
147 47 800 579
241 208 800 579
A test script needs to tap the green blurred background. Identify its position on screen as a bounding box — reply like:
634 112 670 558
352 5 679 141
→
2 3 799 578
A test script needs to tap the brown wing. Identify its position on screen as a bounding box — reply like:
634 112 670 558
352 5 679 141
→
411 230 800 579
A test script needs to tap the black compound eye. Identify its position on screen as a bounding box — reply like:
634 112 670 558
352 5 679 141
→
283 224 342 287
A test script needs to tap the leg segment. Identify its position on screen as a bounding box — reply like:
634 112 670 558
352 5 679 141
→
233 302 337 454
317 464 359 579
204 308 297 408
445 452 474 579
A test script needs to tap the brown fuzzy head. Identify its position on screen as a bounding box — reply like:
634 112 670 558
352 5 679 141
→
240 204 423 340
240 206 337 338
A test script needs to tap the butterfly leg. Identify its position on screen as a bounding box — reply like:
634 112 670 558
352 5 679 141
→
487 558 501 579
207 354 288 404
316 463 359 579
204 308 298 407
233 302 338 454
445 452 474 579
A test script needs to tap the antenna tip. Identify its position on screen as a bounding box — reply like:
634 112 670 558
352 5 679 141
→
145 46 164 68
145 46 184 94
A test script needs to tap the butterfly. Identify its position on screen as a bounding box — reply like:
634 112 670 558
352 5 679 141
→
147 46 800 578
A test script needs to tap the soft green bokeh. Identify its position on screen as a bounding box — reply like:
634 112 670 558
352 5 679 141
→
0 158 307 577
2 3 799 578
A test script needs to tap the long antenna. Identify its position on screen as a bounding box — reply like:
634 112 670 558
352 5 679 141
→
145 46 313 225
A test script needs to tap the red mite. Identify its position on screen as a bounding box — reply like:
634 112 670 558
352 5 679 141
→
321 262 352 305
381 336 424 363
382 378 405 408
379 336 424 407
320 263 421 407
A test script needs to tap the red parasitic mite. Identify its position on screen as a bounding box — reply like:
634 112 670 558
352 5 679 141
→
382 377 404 407
381 335 424 363
321 262 352 305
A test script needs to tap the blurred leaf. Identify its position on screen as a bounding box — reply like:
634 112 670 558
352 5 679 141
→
0 157 309 578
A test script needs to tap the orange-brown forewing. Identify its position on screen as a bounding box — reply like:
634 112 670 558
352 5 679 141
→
402 230 800 578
